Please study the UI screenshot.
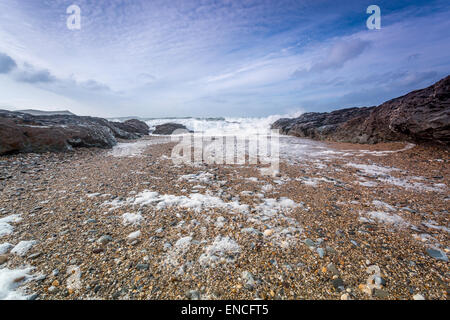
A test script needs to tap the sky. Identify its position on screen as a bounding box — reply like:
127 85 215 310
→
0 0 449 118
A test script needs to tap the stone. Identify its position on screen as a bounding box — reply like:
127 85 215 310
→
152 123 192 135
47 286 57 293
186 290 201 300
426 248 448 262
263 229 274 237
413 294 425 300
373 288 389 299
136 263 149 271
317 248 325 258
242 271 256 289
97 235 113 245
0 254 8 265
326 263 340 276
332 278 345 292
340 293 352 300
304 239 315 248
0 109 149 155
359 284 373 296
28 252 42 259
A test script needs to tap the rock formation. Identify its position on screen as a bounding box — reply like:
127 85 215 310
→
272 75 450 146
0 110 149 155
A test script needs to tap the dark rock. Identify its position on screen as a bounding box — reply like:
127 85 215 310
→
152 123 192 135
110 119 149 137
271 76 450 147
136 263 149 271
0 110 149 155
331 278 345 292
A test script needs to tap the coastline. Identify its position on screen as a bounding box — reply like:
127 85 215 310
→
0 137 447 300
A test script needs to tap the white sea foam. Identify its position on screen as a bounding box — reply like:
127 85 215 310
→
346 163 400 176
365 211 409 227
109 138 170 157
0 243 13 255
11 240 37 257
199 236 240 267
0 214 22 237
0 267 34 300
122 212 143 225
130 190 250 213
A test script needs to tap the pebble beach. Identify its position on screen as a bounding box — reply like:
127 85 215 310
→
0 136 448 300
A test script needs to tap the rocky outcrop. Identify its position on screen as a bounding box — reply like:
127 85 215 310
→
0 110 149 155
112 119 149 136
152 123 191 135
272 75 450 146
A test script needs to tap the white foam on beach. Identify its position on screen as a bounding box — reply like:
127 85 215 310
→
372 200 396 212
165 236 193 267
0 267 34 300
255 198 298 217
0 243 13 255
199 236 240 267
354 143 415 156
179 172 214 184
358 180 378 187
296 176 337 187
377 176 446 192
0 214 22 237
121 212 143 225
130 190 250 214
422 220 450 233
11 240 37 257
261 184 274 193
109 138 170 157
365 211 409 227
346 163 400 176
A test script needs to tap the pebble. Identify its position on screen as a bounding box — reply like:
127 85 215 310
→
413 294 425 300
326 263 340 276
359 284 373 296
340 293 352 300
304 239 315 248
317 248 325 258
48 286 57 293
136 263 149 271
28 252 42 259
332 278 345 292
426 248 448 262
373 288 389 298
242 271 256 290
263 229 274 237
186 290 201 300
0 254 8 265
97 235 113 245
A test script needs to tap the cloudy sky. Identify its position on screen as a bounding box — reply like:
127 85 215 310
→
0 0 449 117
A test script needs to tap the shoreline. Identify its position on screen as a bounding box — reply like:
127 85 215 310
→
0 137 448 300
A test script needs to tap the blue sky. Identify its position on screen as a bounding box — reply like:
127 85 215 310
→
0 0 449 117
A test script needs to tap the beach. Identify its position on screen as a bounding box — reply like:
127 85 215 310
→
0 136 448 300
